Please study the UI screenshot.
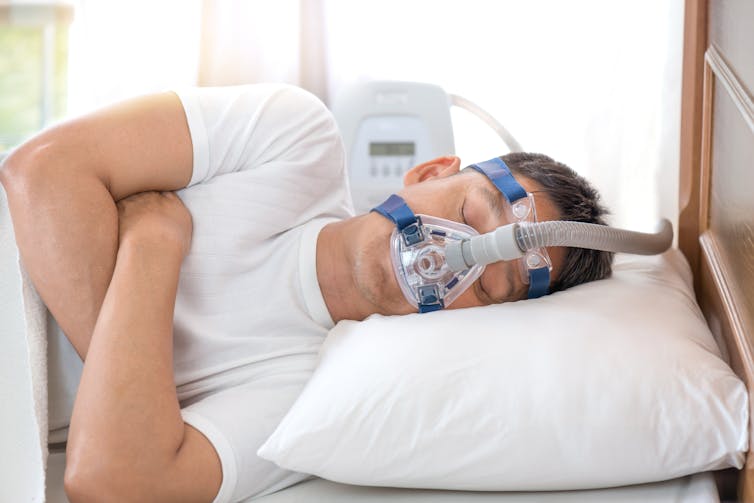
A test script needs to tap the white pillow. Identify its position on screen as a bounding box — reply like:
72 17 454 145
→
258 250 748 490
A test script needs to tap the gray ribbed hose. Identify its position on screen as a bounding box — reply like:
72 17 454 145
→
446 219 673 272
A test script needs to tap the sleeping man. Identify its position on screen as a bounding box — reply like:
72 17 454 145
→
0 84 612 503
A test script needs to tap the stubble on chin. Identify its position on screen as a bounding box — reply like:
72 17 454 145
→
353 235 389 308
352 230 411 316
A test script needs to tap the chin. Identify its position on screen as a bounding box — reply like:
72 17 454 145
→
351 227 411 316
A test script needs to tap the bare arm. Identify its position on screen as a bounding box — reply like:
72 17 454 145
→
64 192 221 503
0 92 192 359
0 94 223 500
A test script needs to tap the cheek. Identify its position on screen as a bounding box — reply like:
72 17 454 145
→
353 230 391 299
463 196 499 234
445 279 486 310
482 262 525 303
462 201 483 230
353 227 414 314
447 289 485 310
446 262 525 310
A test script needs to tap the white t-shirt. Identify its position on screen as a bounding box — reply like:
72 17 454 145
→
171 84 353 502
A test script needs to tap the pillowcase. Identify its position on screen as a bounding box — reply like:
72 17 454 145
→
258 250 748 490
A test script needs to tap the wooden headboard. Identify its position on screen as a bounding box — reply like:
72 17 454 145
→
679 0 754 500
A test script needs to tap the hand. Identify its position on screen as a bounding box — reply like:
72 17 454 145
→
117 191 193 257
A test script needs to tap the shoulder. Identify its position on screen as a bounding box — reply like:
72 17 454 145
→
253 84 338 136
176 83 340 156
175 84 344 186
175 83 333 124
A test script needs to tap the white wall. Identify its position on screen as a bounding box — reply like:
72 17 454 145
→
63 0 684 230
322 0 684 231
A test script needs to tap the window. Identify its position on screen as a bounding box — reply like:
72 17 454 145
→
0 2 73 155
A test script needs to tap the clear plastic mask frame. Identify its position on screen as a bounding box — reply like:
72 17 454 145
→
503 192 553 287
388 214 484 310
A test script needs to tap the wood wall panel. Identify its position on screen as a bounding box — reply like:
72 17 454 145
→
707 61 754 336
682 0 754 498
708 0 754 96
696 19 754 502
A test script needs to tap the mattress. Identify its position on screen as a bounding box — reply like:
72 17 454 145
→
45 450 720 503
254 475 721 502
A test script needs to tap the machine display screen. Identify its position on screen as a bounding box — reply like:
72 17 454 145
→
369 142 415 156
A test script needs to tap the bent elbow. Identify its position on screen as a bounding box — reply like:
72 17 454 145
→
64 449 174 503
0 145 25 190
0 140 57 194
64 459 138 503
64 447 123 503
63 458 101 503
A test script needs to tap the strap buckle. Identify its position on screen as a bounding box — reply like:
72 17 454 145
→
400 218 424 246
418 284 444 313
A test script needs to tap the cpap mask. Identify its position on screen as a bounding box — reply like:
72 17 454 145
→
372 157 674 314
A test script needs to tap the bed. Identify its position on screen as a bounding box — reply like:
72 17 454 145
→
249 1 754 498
677 0 754 499
3 0 753 501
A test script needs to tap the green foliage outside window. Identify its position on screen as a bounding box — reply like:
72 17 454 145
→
0 4 71 154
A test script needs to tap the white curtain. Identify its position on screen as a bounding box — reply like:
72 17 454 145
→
66 0 683 230
196 0 328 99
66 0 202 114
317 0 684 231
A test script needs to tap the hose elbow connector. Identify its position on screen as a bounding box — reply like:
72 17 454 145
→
446 223 522 271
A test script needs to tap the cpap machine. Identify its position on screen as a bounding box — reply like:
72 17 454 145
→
332 82 673 313
332 80 522 214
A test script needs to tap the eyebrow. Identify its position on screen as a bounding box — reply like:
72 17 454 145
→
462 166 507 220
478 186 505 220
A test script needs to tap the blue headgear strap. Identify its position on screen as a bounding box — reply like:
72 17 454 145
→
469 158 528 203
469 157 550 299
372 194 443 313
372 194 424 246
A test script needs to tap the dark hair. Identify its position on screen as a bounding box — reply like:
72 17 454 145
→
501 152 613 293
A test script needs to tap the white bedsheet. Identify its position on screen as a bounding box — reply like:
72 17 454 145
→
253 475 721 502
46 450 720 503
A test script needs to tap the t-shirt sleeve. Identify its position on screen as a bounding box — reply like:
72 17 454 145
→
180 367 314 502
175 83 353 223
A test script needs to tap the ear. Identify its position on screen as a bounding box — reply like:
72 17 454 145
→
403 156 461 186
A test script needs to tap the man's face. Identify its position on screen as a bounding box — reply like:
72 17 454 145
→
347 158 566 316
